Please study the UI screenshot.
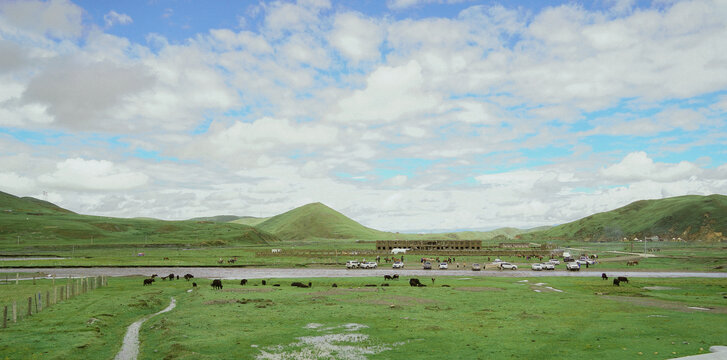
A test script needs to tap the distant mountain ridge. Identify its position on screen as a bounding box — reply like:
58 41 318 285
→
1 190 725 243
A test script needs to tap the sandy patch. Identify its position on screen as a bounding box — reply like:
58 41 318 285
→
605 296 727 314
453 287 504 292
643 286 679 290
256 323 407 360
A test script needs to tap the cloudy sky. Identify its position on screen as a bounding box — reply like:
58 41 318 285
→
1 0 726 232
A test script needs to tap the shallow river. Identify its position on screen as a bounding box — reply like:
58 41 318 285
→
0 267 725 279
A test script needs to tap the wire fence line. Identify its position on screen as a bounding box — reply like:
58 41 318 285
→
1 275 108 329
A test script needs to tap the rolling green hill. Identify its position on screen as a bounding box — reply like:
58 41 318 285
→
256 203 388 240
0 191 278 247
524 194 727 242
230 216 271 227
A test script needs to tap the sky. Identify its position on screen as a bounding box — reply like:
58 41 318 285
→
0 0 726 233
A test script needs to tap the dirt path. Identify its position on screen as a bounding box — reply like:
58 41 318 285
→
114 297 176 360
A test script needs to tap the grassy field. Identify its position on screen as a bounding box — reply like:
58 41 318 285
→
1 240 726 272
1 275 726 359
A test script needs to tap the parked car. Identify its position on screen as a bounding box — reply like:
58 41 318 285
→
423 261 432 270
531 263 543 271
548 259 560 265
579 257 596 265
360 261 377 269
500 262 518 270
439 262 448 270
346 260 359 269
471 263 481 271
542 263 555 270
392 261 404 269
566 262 580 271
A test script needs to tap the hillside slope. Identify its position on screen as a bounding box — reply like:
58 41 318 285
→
256 203 388 240
527 194 727 241
0 191 278 247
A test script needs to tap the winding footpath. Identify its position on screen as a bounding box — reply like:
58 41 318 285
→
114 297 176 360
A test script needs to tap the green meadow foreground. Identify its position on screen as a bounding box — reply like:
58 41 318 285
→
1 276 726 359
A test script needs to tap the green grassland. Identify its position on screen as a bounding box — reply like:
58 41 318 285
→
1 276 726 359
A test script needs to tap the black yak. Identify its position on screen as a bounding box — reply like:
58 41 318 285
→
291 282 309 288
409 278 425 287
211 279 223 290
143 278 154 286
240 279 248 286
184 274 194 281
602 273 608 280
613 278 620 286
617 276 629 283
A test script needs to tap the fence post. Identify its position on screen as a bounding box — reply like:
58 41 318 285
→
12 301 17 323
54 287 57 305
27 297 32 316
46 291 50 308
15 273 18 285
37 292 42 312
3 306 6 328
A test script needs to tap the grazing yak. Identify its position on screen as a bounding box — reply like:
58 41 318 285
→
211 279 223 290
602 273 608 280
240 279 248 286
409 278 426 287
192 282 197 287
143 278 154 286
613 278 620 286
384 275 392 280
291 282 310 288
331 283 338 288
262 280 267 286
168 273 175 281
184 274 194 281
617 276 629 284
392 274 399 280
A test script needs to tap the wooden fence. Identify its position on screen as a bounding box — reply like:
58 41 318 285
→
1 275 107 329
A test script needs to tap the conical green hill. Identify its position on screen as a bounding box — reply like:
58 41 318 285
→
256 202 387 240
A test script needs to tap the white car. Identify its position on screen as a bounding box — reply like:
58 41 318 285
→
531 263 543 271
548 259 560 265
346 260 359 269
500 262 518 270
423 261 432 270
471 263 481 271
392 261 404 269
360 261 377 269
439 262 448 270
566 262 580 271
542 263 555 270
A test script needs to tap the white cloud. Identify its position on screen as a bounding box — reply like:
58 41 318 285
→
0 0 84 39
600 152 702 182
330 60 442 123
196 117 338 160
103 10 132 27
0 172 37 194
329 12 383 63
39 158 149 191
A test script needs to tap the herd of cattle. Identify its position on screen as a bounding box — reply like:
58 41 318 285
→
142 272 632 288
